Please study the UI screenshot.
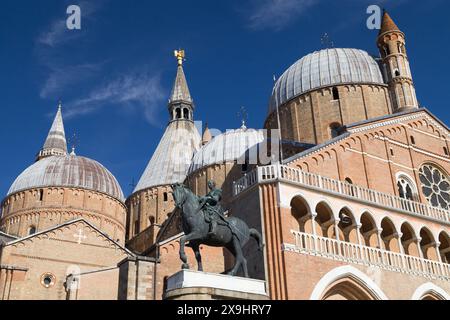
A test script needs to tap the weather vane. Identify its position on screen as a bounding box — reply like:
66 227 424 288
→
174 49 186 66
321 33 334 49
237 106 248 129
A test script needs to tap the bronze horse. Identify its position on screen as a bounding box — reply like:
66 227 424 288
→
171 183 263 277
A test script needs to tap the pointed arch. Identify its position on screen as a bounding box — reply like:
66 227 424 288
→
411 283 449 300
310 265 388 300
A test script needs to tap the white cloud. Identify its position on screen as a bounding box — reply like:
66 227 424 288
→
248 0 318 31
40 63 102 99
64 72 166 125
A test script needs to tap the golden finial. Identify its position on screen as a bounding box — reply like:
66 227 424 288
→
174 49 185 66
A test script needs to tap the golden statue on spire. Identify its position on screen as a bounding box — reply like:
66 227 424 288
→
174 49 185 66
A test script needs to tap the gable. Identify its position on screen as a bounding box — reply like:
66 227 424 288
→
3 220 132 268
285 109 450 199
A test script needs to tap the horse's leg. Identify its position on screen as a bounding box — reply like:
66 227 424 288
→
179 232 201 270
228 236 248 277
192 243 203 272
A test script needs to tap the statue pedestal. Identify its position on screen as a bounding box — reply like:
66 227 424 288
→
164 270 269 300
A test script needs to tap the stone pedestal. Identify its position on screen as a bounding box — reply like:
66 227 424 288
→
118 256 158 300
164 270 269 300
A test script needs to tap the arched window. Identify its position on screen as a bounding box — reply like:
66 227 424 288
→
397 175 417 201
410 136 415 145
176 108 181 119
394 69 400 77
439 232 450 264
419 164 450 209
329 123 342 139
332 87 340 100
28 226 37 235
444 147 449 156
183 108 189 119
163 192 168 202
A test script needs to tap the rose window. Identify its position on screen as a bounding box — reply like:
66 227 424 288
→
419 164 450 210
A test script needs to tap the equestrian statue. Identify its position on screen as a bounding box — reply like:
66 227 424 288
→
171 180 263 277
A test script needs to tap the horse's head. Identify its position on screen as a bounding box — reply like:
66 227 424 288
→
171 183 187 209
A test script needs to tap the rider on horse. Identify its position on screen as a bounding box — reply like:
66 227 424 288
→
198 180 229 235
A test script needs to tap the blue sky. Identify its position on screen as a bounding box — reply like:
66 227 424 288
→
0 0 449 198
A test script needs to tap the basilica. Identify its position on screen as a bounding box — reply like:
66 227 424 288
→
0 12 449 300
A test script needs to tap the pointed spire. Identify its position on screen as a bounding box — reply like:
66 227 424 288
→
202 123 212 146
169 50 193 105
379 10 401 36
36 102 68 161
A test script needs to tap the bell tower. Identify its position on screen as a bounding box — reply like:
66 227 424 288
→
168 49 194 122
377 10 418 113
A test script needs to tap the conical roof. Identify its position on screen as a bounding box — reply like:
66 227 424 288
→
36 103 68 161
169 65 193 105
133 121 201 193
133 54 201 193
202 124 212 146
379 11 401 35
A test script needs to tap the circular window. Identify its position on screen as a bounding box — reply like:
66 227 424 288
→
419 164 450 209
40 273 56 288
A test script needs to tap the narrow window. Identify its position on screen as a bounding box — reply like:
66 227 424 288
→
397 181 405 199
405 184 414 201
163 192 168 202
183 108 189 119
390 148 394 156
330 123 342 139
444 147 449 156
28 226 36 235
410 136 415 145
345 178 355 196
332 87 339 100
394 69 401 77
39 189 44 201
176 108 181 119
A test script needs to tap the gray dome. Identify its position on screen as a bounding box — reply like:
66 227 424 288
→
8 155 124 201
269 48 385 115
189 127 265 174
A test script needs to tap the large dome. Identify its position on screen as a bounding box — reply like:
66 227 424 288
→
8 155 124 201
269 48 385 115
189 127 265 174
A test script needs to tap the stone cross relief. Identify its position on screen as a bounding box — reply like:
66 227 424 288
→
73 229 87 244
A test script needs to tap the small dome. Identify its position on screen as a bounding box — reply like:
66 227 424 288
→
189 127 265 174
269 48 385 115
8 156 124 201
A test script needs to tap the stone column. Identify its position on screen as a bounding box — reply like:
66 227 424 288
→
311 212 318 252
416 237 424 259
434 242 442 263
334 219 341 256
376 229 385 265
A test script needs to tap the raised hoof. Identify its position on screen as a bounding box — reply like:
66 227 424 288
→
182 263 190 270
